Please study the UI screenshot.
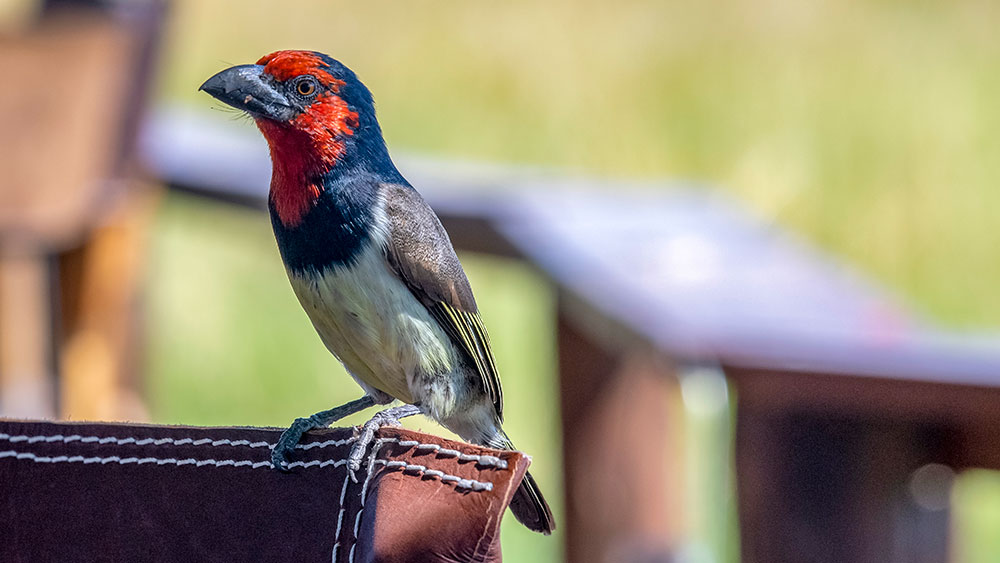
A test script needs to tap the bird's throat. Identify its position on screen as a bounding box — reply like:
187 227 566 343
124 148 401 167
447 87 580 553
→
256 120 329 228
256 97 360 228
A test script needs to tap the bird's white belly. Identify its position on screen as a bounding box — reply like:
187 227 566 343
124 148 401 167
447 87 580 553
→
287 244 457 405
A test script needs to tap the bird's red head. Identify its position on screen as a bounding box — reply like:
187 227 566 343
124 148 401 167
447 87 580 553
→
253 51 360 168
201 50 377 227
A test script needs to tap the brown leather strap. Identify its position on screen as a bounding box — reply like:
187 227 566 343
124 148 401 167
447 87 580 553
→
0 419 528 562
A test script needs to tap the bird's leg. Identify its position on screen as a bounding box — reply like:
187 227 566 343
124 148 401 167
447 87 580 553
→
271 395 376 470
348 404 423 472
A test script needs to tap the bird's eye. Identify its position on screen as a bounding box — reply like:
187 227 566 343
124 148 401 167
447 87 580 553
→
295 77 317 97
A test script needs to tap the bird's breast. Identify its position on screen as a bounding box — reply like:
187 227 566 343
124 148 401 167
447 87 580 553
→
269 176 379 273
287 243 458 403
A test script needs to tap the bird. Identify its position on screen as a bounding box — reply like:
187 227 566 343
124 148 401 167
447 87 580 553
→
199 50 554 534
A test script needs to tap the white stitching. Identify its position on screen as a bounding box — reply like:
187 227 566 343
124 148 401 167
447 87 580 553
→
333 437 385 563
348 438 386 563
375 460 493 491
330 456 354 563
328 437 498 562
0 450 272 469
0 433 506 469
0 432 355 452
284 458 350 470
0 432 271 449
394 439 508 469
349 510 362 563
298 437 356 451
0 449 495 490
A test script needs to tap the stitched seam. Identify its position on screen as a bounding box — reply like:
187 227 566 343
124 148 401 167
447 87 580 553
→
0 433 509 469
0 449 495 490
0 450 273 469
375 460 493 491
348 438 386 563
330 458 354 563
394 439 508 469
0 432 353 452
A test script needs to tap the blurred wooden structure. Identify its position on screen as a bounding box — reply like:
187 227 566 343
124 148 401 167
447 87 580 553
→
0 0 165 421
146 108 1000 563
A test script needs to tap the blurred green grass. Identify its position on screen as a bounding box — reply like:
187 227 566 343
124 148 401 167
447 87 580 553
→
146 1 1000 561
954 470 1000 563
160 0 1000 328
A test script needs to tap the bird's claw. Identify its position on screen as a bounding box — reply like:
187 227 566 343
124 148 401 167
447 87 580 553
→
270 414 320 470
347 410 401 473
271 402 420 477
347 404 423 476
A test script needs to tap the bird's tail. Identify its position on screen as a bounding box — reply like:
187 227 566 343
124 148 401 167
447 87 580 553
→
495 433 556 535
510 469 555 534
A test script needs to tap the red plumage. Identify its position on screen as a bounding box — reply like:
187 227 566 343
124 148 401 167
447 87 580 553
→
254 51 361 227
257 50 341 88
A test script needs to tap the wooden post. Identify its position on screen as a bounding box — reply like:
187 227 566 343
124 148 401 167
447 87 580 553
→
0 3 165 421
733 369 957 563
557 304 685 562
58 185 158 421
0 252 56 418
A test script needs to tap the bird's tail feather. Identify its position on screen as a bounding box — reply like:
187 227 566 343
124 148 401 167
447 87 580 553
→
494 433 555 535
509 469 555 534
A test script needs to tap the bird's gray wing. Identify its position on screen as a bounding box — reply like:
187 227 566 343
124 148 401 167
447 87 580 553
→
380 183 504 421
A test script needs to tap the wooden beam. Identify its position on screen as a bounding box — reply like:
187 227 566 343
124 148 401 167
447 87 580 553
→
557 303 685 562
0 252 56 418
58 185 158 421
733 372 959 563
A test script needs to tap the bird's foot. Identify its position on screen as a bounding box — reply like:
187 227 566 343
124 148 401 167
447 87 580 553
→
348 404 423 473
270 396 376 471
271 413 324 471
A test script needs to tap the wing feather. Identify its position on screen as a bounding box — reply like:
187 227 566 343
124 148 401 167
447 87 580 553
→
380 183 504 420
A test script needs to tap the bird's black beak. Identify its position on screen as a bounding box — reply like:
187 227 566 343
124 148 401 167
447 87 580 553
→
199 64 296 122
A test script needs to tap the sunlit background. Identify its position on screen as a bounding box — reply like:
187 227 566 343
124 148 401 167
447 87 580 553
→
2 1 1000 561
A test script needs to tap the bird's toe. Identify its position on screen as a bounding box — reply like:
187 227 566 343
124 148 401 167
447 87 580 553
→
270 417 314 470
